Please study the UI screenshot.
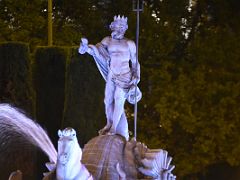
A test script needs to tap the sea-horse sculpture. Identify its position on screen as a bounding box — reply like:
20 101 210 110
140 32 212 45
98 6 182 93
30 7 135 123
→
43 128 93 180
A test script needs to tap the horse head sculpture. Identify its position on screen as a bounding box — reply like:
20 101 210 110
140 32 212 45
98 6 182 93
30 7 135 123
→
57 128 81 166
56 128 93 180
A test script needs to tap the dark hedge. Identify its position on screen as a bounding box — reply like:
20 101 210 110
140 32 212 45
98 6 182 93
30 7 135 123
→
63 47 105 146
0 44 107 178
33 46 66 145
33 46 67 177
0 42 35 179
0 42 34 113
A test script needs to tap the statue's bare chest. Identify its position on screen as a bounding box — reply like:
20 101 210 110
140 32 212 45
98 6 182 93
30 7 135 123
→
107 40 129 54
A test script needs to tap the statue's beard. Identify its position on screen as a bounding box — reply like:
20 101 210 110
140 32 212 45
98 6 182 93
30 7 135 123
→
111 31 124 40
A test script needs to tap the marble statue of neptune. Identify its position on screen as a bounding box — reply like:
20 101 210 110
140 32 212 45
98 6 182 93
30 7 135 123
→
79 15 141 140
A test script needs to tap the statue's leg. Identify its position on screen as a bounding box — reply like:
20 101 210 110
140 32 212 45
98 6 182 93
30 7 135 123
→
116 112 129 141
110 86 126 134
104 79 115 125
99 79 115 134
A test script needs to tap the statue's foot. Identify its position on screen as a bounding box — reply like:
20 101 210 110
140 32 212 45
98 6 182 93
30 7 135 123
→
106 131 116 135
106 127 116 135
106 129 129 141
105 127 117 135
98 124 111 135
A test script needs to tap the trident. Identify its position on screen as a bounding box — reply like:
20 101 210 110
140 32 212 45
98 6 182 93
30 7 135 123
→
133 0 144 139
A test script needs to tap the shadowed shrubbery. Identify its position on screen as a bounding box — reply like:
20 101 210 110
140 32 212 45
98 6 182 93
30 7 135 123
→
32 46 67 177
63 47 105 146
0 42 34 113
33 46 67 145
0 42 36 179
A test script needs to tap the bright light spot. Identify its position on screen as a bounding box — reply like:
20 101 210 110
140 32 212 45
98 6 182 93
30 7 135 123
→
187 0 196 12
151 11 157 18
151 10 160 23
92 5 97 10
164 21 168 26
181 1 197 39
181 18 187 25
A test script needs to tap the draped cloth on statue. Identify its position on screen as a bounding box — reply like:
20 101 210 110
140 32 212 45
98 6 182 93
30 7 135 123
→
91 43 142 104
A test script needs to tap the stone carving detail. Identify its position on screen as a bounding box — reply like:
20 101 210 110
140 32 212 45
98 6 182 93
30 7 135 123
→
82 135 176 180
124 139 176 180
138 149 176 180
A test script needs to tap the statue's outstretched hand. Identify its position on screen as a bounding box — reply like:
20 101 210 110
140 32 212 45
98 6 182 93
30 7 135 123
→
79 38 89 54
79 38 95 56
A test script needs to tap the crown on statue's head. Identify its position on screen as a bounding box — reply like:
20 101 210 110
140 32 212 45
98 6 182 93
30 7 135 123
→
110 15 128 31
113 15 128 23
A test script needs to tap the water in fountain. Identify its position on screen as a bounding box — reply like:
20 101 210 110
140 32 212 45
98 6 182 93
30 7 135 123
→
0 103 57 163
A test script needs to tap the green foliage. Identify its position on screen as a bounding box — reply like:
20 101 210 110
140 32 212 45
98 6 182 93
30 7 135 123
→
138 23 240 178
63 47 105 146
0 0 47 48
0 0 83 47
54 0 133 43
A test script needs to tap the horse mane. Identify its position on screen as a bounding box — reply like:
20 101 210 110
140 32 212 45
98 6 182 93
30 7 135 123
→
58 127 76 138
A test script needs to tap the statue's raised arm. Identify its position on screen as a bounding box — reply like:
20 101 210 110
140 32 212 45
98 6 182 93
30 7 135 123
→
79 37 110 81
79 38 100 57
